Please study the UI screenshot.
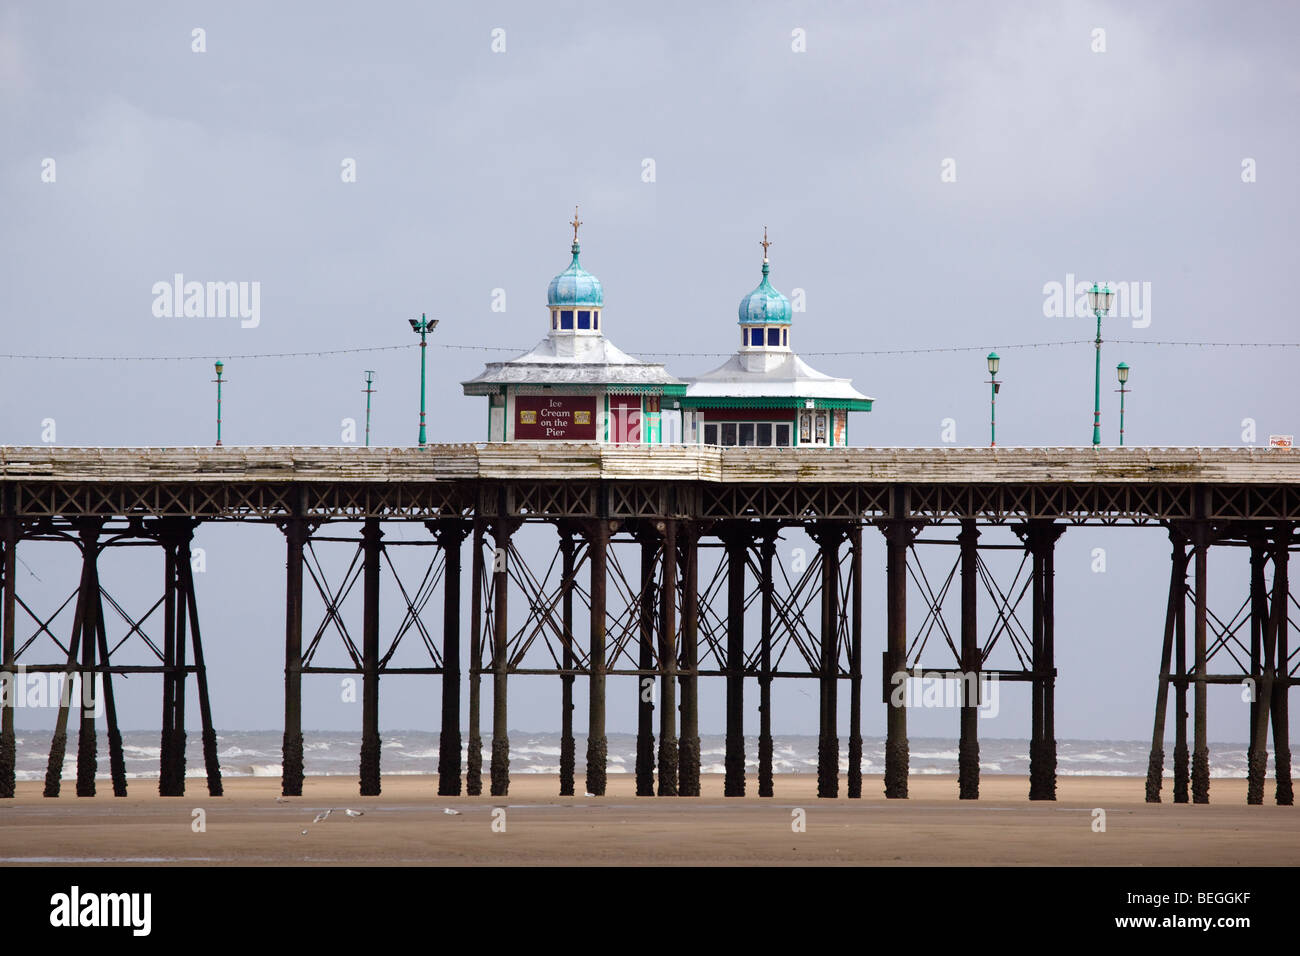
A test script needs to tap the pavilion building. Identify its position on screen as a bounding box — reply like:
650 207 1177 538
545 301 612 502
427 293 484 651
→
461 213 685 443
679 238 872 446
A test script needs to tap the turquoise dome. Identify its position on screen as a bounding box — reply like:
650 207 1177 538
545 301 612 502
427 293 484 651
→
738 260 791 324
547 242 604 307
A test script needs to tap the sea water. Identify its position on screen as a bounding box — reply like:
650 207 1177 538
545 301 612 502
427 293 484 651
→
9 730 1256 780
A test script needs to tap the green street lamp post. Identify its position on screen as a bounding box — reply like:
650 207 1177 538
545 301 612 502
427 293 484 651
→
986 351 1001 448
1116 361 1131 446
363 370 376 447
213 360 225 447
1087 282 1115 446
408 314 439 447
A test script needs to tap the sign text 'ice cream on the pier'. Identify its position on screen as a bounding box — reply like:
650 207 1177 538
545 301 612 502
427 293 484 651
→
513 395 597 440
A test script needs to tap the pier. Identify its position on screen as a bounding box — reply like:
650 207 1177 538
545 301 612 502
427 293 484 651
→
0 443 1295 805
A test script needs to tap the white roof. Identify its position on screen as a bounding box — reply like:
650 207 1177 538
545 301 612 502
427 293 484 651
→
462 333 682 393
683 352 872 402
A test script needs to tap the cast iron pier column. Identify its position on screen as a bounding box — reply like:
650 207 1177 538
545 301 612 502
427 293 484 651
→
958 519 980 799
359 518 382 796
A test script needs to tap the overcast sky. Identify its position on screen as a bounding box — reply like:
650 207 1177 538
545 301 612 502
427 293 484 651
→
2 1 1297 750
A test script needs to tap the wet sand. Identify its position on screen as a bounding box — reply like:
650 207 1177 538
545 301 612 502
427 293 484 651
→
1 774 1295 866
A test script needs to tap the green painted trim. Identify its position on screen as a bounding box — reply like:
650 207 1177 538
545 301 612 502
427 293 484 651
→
468 382 686 398
607 384 688 397
679 396 873 411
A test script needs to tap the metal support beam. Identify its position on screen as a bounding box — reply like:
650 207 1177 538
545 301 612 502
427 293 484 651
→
281 514 307 796
586 518 609 796
359 518 382 796
678 524 701 797
559 529 576 797
724 525 747 797
636 530 656 796
1247 535 1269 804
848 522 864 799
1173 551 1190 804
1192 521 1210 803
882 515 912 799
958 519 980 799
158 526 179 795
0 513 16 798
1271 528 1293 805
489 519 513 797
466 518 485 796
93 588 128 797
42 586 82 798
434 519 467 796
172 529 188 794
1026 520 1062 801
1145 530 1187 802
758 531 775 798
179 536 222 797
75 524 100 797
658 519 678 796
816 523 841 798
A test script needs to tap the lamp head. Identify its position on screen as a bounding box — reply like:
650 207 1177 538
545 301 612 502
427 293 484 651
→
1117 361 1130 384
986 351 1000 375
1088 281 1115 314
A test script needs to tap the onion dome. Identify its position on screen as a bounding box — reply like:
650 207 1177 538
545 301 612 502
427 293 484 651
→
738 259 791 325
547 241 604 307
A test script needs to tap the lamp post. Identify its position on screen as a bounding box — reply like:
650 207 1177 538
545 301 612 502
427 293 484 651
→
408 314 439 447
1116 361 1130 446
986 351 1001 448
363 370 376 447
213 360 225 447
1087 282 1115 446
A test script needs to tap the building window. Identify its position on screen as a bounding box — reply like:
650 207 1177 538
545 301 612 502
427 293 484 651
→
782 328 788 346
749 328 764 346
551 310 558 329
578 309 591 329
560 309 574 329
593 311 599 329
767 327 780 346
700 420 796 446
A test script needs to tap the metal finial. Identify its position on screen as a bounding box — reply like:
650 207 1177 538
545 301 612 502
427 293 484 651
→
760 226 772 261
570 205 583 243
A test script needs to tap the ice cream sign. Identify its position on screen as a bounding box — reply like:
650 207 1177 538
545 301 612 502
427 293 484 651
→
515 395 598 440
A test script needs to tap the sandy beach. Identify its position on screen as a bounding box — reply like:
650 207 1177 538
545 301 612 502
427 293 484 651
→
1 773 1295 866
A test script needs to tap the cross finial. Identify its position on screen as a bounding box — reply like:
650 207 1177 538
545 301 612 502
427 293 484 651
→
760 225 772 261
570 205 583 243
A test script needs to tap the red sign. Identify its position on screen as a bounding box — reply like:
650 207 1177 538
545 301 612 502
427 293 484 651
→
610 397 641 443
514 395 597 440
